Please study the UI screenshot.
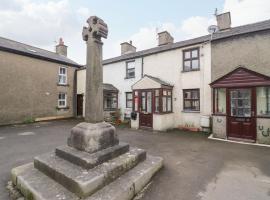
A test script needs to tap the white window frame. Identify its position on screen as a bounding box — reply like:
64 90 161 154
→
126 61 135 79
58 93 67 108
58 67 67 85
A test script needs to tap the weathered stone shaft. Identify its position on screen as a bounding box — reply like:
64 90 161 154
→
85 38 104 123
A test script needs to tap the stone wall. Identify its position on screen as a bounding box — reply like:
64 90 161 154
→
0 51 76 125
212 116 227 139
257 118 270 144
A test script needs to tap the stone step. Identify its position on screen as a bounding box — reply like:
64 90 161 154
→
55 142 129 169
86 155 163 200
11 163 79 200
34 147 146 198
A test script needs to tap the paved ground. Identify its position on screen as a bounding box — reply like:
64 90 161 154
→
0 119 270 200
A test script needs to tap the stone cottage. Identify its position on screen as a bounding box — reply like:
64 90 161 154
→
0 37 81 125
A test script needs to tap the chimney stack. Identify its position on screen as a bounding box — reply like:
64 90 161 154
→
56 38 67 57
216 12 231 31
158 31 174 46
120 41 136 55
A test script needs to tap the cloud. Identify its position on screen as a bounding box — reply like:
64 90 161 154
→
223 0 270 26
117 0 270 56
106 22 181 57
0 0 89 64
181 16 216 39
0 0 270 61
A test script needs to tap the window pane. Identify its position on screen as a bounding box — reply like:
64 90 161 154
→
162 97 167 112
147 92 152 113
127 61 135 69
141 96 146 111
192 100 200 111
167 97 172 111
192 50 198 58
127 93 132 99
127 101 133 108
184 91 191 99
155 97 159 112
155 90 159 96
184 51 190 59
184 61 191 71
134 97 138 111
191 60 199 69
163 90 167 96
184 100 191 109
191 90 199 99
257 87 270 116
215 88 226 114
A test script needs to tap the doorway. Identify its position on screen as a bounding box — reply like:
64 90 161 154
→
227 88 256 141
139 90 153 128
77 94 83 116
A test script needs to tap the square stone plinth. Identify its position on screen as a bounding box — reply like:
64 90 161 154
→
68 122 119 153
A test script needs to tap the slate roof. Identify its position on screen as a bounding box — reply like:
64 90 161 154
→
103 19 270 65
103 83 118 91
0 37 81 67
144 75 173 87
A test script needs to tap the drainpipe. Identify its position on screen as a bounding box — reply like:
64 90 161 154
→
141 56 144 78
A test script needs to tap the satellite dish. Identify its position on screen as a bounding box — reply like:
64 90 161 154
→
208 25 219 34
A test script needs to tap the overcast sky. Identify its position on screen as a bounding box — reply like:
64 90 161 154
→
0 0 270 64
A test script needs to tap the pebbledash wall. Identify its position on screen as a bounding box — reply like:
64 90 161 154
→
0 50 77 125
77 42 212 131
211 30 270 144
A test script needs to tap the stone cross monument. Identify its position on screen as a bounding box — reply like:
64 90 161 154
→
67 16 118 153
9 16 163 200
82 16 108 123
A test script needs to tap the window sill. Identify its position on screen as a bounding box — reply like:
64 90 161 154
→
124 77 135 80
181 69 200 73
154 112 173 115
257 115 270 119
212 113 226 116
57 83 69 87
182 110 200 113
56 106 69 110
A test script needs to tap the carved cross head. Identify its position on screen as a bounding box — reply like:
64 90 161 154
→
82 16 108 42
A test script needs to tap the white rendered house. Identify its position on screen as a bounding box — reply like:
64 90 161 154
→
77 31 212 131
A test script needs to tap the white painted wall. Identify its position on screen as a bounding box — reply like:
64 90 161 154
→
142 42 212 129
77 42 212 130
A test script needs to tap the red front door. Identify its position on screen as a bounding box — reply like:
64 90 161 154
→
139 90 153 128
227 88 256 141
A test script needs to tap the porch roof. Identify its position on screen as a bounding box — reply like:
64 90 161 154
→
132 75 173 90
103 83 118 92
210 66 270 88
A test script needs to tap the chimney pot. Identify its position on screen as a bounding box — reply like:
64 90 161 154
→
158 31 174 46
56 37 67 57
216 12 231 31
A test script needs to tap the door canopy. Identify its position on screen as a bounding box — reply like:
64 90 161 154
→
132 75 173 90
210 66 270 88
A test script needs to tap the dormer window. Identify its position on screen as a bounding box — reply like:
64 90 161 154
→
126 61 135 79
183 48 200 72
58 67 67 85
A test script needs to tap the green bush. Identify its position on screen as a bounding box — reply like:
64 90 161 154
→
23 117 35 124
